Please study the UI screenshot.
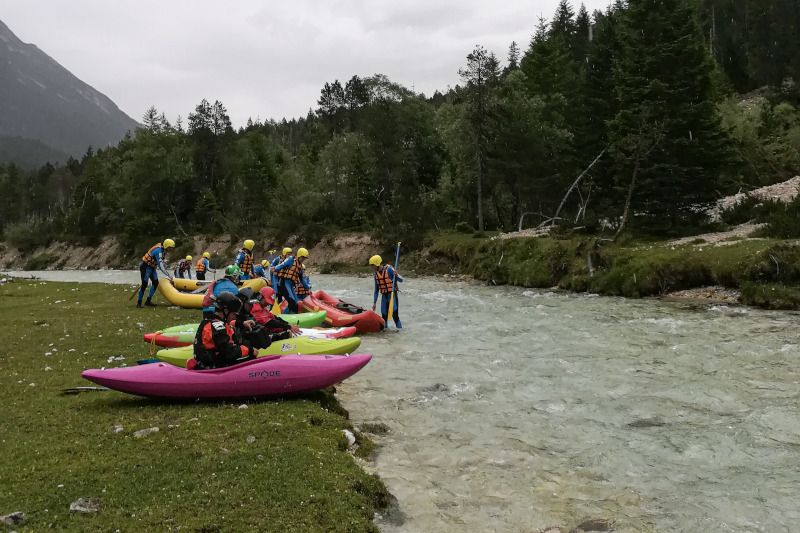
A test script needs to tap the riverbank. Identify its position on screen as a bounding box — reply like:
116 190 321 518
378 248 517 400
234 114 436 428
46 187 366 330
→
4 228 800 309
0 279 388 531
405 232 800 310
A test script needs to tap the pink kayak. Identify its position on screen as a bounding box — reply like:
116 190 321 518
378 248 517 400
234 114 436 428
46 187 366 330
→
81 354 371 399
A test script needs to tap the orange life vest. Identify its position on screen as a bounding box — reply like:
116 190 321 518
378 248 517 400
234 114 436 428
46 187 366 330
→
238 248 253 275
142 243 161 268
277 256 301 282
195 258 207 273
375 266 394 294
296 266 311 297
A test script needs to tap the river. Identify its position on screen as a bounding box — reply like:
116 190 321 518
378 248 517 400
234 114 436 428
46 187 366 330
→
4 270 799 532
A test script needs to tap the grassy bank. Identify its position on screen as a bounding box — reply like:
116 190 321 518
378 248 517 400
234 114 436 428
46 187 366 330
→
412 233 800 309
0 280 387 532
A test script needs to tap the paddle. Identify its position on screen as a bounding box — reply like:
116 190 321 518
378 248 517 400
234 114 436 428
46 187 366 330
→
61 386 109 395
128 284 140 301
387 242 401 325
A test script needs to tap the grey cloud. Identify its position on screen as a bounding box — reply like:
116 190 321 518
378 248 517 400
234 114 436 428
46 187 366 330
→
1 0 610 126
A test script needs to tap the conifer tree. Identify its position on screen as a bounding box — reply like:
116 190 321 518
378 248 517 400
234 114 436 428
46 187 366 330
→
458 45 500 231
609 0 729 231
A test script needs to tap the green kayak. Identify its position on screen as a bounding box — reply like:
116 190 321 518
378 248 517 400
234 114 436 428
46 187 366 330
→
143 311 328 348
157 335 362 367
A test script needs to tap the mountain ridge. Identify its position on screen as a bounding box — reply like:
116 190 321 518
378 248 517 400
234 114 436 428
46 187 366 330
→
0 18 139 160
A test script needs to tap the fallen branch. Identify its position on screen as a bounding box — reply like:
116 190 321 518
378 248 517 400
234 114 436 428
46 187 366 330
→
547 149 606 228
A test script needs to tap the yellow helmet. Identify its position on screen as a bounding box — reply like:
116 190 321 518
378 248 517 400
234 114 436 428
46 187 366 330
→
369 255 382 267
261 259 269 266
297 247 309 258
243 239 255 250
163 238 175 249
202 251 211 259
185 255 192 261
282 247 292 256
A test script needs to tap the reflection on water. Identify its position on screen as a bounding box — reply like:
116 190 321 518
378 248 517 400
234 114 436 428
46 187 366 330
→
6 271 800 531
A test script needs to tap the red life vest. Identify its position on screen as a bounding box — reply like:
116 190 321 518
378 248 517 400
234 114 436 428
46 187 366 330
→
250 301 275 325
375 266 394 294
195 258 207 273
201 280 219 309
142 243 161 268
177 259 190 273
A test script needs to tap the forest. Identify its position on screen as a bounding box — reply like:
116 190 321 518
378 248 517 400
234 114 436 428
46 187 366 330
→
1 0 799 253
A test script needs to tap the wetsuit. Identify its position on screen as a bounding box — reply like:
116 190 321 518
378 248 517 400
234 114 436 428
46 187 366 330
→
192 316 253 369
295 265 312 300
235 248 254 280
374 265 403 328
138 243 168 306
270 255 285 295
274 255 302 313
253 264 266 278
201 278 239 318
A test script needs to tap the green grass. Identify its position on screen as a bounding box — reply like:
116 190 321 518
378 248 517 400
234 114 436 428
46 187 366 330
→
0 280 386 532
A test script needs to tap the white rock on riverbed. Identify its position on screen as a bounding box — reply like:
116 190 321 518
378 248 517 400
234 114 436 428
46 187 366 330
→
69 498 100 513
342 429 356 449
1 511 25 526
133 427 159 438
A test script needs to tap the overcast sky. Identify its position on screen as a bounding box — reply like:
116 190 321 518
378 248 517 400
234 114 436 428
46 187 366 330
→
2 0 610 127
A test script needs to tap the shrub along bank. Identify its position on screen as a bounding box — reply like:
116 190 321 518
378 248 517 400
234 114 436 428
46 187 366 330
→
414 233 800 310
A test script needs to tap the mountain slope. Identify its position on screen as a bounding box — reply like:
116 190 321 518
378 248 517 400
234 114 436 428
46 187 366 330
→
0 19 139 157
0 135 68 167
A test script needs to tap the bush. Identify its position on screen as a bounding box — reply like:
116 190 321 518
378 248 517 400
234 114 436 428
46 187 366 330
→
719 195 761 225
756 197 800 238
740 282 800 310
454 221 474 233
3 220 56 252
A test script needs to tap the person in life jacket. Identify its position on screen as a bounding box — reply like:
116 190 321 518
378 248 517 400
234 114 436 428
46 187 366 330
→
137 238 175 308
195 251 215 281
190 291 254 370
370 254 403 328
271 247 292 298
201 265 241 318
295 263 312 300
174 255 193 279
253 259 268 278
274 247 308 313
234 239 256 280
231 288 293 349
250 286 301 335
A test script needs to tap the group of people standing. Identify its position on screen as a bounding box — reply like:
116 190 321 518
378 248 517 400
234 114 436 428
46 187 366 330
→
136 239 314 314
136 237 403 331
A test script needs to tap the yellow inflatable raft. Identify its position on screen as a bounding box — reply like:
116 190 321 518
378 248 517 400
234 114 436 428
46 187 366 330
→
157 277 267 309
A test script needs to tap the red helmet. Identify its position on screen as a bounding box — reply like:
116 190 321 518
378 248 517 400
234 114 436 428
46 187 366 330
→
258 287 275 306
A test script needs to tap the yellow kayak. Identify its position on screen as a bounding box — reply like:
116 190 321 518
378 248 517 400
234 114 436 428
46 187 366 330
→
157 336 363 367
157 277 267 309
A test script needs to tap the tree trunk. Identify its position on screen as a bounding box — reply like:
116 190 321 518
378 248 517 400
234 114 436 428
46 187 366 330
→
477 162 484 231
614 156 641 240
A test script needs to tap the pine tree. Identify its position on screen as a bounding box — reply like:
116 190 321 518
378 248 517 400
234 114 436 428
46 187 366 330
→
458 45 500 231
609 0 730 231
507 41 520 71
